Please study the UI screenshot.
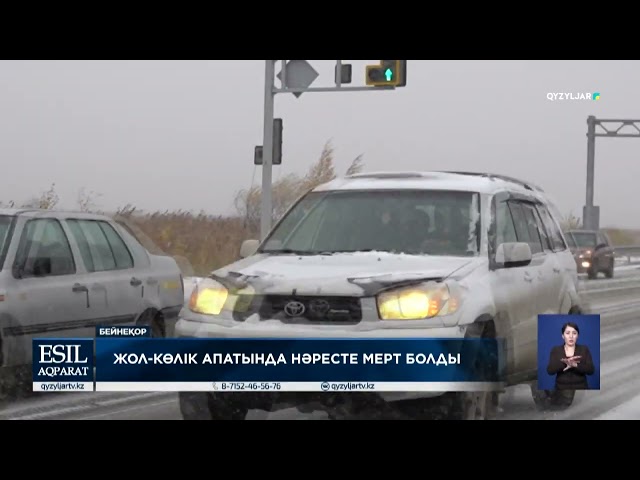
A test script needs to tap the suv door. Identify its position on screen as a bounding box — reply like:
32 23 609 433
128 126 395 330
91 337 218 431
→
65 218 145 327
518 201 562 316
535 203 574 312
8 218 95 359
488 192 539 380
504 200 549 375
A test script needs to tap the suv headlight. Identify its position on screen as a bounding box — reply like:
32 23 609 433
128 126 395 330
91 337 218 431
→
376 280 462 320
188 278 254 316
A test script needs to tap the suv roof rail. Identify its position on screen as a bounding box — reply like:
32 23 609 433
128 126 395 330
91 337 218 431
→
345 172 426 180
13 208 43 215
438 171 544 192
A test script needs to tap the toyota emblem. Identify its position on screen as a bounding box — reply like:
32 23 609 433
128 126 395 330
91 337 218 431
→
284 300 306 317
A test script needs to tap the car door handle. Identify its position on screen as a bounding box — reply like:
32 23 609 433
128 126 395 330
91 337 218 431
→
553 267 561 273
72 283 88 293
130 277 142 287
524 272 533 282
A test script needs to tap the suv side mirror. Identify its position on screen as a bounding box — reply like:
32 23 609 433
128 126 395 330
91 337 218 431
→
595 243 606 250
495 242 532 268
239 239 260 258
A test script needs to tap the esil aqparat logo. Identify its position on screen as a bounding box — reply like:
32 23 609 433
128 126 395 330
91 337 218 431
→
546 92 600 101
32 338 94 388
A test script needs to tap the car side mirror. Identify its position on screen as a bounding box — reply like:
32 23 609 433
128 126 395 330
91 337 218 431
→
495 242 532 268
239 239 260 258
595 243 606 250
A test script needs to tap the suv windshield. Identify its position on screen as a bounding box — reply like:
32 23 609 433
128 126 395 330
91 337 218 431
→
567 231 597 248
0 215 16 269
260 189 481 256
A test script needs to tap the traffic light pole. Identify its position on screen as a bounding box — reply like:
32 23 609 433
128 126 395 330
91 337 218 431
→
583 115 640 231
260 60 276 241
259 60 404 240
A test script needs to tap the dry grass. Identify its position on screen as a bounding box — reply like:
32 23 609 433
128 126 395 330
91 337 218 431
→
1 140 364 276
122 212 251 276
3 147 639 276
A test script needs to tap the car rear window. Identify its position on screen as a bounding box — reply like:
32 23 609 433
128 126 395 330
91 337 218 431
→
0 215 16 270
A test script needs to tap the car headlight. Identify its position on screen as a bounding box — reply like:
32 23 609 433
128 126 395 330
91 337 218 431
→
376 280 462 320
188 278 254 316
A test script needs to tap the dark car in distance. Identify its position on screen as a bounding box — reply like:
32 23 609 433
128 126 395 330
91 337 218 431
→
564 229 615 279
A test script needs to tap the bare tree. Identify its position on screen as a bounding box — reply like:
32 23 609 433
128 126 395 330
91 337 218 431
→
21 183 59 209
234 139 367 234
559 211 582 230
77 188 103 212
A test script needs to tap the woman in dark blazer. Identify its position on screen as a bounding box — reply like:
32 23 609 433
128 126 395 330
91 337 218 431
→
546 321 595 390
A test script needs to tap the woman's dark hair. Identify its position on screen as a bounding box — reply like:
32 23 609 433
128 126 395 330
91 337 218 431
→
561 322 580 334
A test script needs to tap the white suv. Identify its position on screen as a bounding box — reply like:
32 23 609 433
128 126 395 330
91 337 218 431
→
177 171 583 420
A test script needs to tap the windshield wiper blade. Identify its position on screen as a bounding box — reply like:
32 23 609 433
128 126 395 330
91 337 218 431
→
311 249 391 254
259 248 313 255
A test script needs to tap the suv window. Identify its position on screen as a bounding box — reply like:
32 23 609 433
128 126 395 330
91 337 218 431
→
261 189 482 257
495 198 517 245
529 205 553 251
536 204 567 252
508 201 544 254
66 219 134 272
13 218 76 277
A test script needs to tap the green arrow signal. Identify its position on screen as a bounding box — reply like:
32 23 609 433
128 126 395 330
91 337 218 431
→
384 68 393 81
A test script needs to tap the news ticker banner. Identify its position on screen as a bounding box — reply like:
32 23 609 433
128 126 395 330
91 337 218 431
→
33 326 505 393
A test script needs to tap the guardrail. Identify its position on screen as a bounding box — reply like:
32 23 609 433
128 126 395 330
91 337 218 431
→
578 275 640 318
614 245 640 264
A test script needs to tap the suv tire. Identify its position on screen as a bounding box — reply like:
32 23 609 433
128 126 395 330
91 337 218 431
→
530 385 575 411
390 320 500 420
180 392 249 420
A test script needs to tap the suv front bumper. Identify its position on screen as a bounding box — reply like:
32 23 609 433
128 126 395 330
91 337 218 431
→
174 312 469 405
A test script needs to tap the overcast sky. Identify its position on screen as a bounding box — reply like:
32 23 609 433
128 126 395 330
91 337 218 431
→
0 60 638 227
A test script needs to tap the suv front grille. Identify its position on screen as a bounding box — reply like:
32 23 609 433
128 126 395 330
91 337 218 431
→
231 295 363 324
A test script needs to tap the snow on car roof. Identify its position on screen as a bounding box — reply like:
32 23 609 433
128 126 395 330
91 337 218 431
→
313 171 545 197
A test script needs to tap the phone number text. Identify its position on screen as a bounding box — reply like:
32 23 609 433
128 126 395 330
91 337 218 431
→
213 382 282 391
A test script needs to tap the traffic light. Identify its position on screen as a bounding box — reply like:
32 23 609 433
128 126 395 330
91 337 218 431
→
365 60 407 87
335 63 352 84
254 118 283 165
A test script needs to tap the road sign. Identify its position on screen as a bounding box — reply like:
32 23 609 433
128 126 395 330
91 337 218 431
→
276 60 319 98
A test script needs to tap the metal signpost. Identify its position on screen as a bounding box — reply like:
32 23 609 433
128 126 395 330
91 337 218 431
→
583 115 640 230
257 60 408 240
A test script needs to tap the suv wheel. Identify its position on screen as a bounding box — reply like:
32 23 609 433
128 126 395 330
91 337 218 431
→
392 320 501 420
530 385 575 411
604 260 614 279
179 392 249 420
394 390 499 420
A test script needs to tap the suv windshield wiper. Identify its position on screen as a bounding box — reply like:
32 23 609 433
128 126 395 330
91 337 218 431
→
260 248 395 255
301 250 353 255
259 248 314 255
309 249 396 254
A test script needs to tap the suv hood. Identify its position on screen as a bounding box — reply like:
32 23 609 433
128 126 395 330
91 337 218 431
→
212 252 474 296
